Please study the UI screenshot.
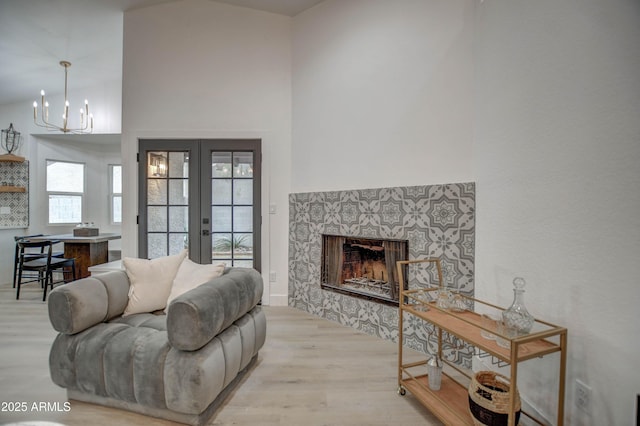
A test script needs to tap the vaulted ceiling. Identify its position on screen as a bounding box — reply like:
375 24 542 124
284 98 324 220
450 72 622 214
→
0 0 323 105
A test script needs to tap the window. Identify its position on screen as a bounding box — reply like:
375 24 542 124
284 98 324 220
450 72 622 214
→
109 164 122 224
46 160 85 224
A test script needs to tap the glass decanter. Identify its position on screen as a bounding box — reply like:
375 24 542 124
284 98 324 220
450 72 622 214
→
502 277 534 336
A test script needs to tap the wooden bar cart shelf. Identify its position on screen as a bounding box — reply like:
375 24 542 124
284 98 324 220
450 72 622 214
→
396 259 567 426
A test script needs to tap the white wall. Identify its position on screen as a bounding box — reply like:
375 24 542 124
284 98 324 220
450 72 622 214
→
474 0 640 424
5 0 474 304
292 0 475 193
121 0 292 305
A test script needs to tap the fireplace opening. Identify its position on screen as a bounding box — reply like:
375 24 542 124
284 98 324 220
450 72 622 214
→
321 234 408 306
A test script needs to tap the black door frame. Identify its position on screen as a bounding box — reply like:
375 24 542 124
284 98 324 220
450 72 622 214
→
138 138 261 270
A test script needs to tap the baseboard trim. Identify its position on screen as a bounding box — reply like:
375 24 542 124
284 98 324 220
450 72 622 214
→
268 293 288 306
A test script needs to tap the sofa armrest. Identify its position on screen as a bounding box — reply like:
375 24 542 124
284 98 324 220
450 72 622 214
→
48 271 130 335
167 267 263 351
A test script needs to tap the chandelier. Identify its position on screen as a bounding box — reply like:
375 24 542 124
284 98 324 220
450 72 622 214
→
33 61 94 134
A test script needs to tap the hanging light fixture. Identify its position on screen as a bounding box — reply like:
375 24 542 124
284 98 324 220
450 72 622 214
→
33 61 94 134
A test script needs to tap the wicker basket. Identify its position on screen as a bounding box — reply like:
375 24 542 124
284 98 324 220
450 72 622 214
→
468 371 521 426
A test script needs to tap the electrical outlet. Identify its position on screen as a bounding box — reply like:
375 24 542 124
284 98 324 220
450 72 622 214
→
575 379 591 412
269 271 277 282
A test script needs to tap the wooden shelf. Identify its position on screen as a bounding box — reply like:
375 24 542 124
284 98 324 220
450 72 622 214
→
403 304 563 363
0 185 26 193
0 154 25 162
401 373 474 425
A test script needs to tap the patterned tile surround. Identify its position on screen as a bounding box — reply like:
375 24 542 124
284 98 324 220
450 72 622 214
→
0 160 29 229
288 182 475 365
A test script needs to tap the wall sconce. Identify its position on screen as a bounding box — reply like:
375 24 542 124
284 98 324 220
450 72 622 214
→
148 153 168 178
1 123 21 155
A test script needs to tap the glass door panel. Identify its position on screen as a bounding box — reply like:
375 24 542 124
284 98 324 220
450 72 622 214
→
144 149 189 259
210 150 255 267
233 180 253 204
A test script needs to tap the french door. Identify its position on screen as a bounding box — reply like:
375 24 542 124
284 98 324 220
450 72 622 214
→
138 139 261 270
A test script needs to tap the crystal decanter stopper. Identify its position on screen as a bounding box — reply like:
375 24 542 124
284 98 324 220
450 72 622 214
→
502 277 534 336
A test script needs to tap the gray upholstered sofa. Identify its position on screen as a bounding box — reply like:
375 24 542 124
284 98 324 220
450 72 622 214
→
47 267 266 425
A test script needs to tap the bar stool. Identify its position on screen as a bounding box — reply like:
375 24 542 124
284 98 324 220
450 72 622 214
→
13 235 64 288
16 240 76 301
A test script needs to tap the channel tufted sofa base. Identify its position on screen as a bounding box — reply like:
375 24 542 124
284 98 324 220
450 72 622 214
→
65 356 258 426
48 267 266 426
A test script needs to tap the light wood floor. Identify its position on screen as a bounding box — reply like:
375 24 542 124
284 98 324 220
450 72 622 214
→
0 283 442 425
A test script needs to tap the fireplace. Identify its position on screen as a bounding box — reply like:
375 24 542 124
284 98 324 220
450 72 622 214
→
321 234 408 306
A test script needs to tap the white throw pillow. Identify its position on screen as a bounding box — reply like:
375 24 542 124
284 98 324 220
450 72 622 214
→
122 250 188 317
165 258 226 310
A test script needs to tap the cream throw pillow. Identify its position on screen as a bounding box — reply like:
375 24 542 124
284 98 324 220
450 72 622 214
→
122 250 188 317
165 259 226 310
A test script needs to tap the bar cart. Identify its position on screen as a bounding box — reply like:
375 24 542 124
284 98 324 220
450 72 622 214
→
396 259 567 426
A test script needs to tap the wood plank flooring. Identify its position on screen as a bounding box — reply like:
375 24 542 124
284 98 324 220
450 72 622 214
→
0 283 442 425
